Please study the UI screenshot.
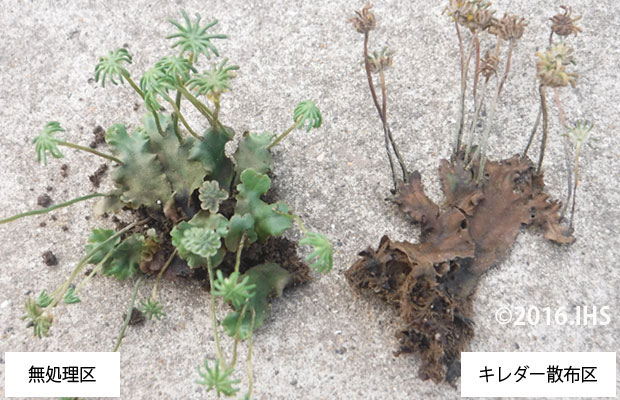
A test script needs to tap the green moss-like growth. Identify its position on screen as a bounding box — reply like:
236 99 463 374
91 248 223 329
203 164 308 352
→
4 9 334 399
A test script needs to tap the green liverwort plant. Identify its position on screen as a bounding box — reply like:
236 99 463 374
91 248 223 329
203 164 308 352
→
213 271 256 309
138 298 167 320
167 10 226 60
196 360 240 397
299 232 333 274
33 122 122 165
2 9 333 399
94 48 134 88
199 180 229 213
267 100 323 149
22 298 53 339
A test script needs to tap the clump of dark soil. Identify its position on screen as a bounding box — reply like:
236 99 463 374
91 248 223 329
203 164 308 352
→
89 125 106 148
124 307 145 326
41 250 58 266
37 194 52 208
89 164 109 188
122 188 310 290
346 153 573 384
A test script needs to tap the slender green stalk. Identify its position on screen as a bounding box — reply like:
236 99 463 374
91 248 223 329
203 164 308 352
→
267 120 300 149
228 234 247 368
113 277 144 352
537 85 549 174
172 90 184 142
165 98 200 139
74 245 117 294
170 112 185 143
151 111 165 136
176 85 216 127
175 89 183 110
57 141 123 164
0 193 105 224
214 97 221 122
228 303 248 369
181 86 214 120
121 73 145 99
152 249 178 300
206 257 224 362
180 53 210 133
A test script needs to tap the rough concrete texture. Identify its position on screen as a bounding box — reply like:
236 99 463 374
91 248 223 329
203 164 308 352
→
0 0 618 399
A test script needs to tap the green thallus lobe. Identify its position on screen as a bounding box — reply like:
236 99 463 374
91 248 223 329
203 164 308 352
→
3 8 335 399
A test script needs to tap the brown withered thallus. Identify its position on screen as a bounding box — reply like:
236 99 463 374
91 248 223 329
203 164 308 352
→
346 2 580 384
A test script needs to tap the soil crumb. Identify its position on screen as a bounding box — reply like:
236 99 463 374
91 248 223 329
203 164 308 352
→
240 236 311 286
42 250 58 266
37 194 52 208
89 125 106 148
132 190 311 287
89 164 109 188
124 307 145 326
164 236 311 288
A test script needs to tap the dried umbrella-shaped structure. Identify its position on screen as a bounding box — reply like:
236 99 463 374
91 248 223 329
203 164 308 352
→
346 2 588 384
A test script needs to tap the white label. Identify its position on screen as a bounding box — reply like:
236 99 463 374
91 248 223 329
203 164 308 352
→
5 352 120 397
461 352 616 397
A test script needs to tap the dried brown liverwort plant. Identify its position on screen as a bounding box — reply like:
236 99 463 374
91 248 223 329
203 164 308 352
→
345 2 584 384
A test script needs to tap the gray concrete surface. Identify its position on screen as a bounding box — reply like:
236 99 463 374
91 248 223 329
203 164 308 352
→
0 0 618 399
